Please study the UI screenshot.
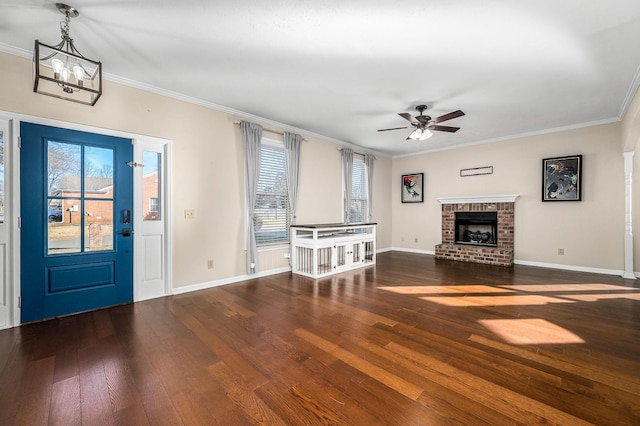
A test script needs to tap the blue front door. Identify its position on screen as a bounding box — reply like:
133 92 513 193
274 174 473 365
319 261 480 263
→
20 123 134 323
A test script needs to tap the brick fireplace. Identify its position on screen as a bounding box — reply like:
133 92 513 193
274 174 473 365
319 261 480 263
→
435 195 518 267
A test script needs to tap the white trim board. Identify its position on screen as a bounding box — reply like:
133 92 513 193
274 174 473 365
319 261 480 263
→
513 260 625 277
172 267 292 295
390 248 629 277
437 195 519 204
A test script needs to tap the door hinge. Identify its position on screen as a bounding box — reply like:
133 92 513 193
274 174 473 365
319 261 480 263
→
18 217 22 228
127 161 144 168
18 296 21 308
18 136 21 149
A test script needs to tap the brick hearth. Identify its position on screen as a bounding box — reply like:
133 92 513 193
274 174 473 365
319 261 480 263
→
435 200 515 266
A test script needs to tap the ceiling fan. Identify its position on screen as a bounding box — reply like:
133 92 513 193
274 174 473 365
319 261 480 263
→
378 105 465 140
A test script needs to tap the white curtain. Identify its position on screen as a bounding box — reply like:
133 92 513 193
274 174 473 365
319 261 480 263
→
283 132 301 226
341 148 353 223
364 154 375 222
241 121 263 274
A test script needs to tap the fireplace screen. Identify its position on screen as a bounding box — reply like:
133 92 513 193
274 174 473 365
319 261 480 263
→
455 211 498 247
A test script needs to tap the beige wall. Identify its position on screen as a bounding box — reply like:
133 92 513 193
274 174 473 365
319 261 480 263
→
0 52 392 289
392 123 627 271
3 49 639 281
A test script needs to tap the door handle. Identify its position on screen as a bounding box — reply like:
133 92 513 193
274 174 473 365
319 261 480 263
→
117 228 133 237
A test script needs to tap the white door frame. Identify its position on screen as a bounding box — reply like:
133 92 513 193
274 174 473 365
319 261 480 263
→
0 111 172 328
0 119 12 329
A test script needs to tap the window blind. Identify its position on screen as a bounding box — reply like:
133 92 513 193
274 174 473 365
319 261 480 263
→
255 143 290 245
350 157 367 223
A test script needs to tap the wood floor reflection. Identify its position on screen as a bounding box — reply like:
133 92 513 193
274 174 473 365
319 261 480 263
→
1 252 639 425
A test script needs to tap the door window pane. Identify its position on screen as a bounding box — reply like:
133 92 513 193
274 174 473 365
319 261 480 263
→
48 199 81 255
84 200 113 251
143 151 161 221
48 141 81 254
84 146 114 197
48 141 81 197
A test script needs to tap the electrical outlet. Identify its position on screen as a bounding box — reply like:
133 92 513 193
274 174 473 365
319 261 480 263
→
558 248 565 255
207 259 214 269
184 209 195 219
414 237 418 243
284 253 291 258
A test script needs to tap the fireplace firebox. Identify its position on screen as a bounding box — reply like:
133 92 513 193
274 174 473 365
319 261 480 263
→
455 211 497 247
436 197 516 266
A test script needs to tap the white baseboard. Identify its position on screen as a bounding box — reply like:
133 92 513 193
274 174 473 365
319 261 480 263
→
383 248 636 278
172 266 292 295
513 260 628 277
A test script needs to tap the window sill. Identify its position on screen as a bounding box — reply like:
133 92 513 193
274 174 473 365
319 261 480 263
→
257 243 290 252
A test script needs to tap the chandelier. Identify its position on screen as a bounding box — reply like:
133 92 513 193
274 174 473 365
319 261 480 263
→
33 3 102 106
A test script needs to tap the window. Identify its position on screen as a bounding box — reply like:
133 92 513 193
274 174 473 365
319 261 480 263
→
255 142 289 245
350 156 367 223
46 142 115 254
149 197 158 212
143 151 161 221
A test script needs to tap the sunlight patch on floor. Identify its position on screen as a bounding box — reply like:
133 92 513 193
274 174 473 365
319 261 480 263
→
377 285 514 295
420 295 575 307
563 293 640 302
376 283 640 307
498 284 638 292
478 318 585 345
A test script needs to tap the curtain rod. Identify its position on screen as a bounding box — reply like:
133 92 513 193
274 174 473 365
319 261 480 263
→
233 120 307 141
337 147 376 160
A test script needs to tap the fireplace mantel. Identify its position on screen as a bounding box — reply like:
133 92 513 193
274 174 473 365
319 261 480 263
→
437 195 519 204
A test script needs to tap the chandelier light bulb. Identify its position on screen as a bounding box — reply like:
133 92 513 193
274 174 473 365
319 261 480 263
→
60 66 70 82
51 58 64 78
73 65 84 83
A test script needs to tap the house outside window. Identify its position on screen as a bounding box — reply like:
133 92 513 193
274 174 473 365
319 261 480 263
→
350 156 367 223
255 141 289 246
149 197 158 212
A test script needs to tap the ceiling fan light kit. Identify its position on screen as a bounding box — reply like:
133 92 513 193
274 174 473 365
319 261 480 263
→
408 128 433 141
378 104 465 141
33 3 102 106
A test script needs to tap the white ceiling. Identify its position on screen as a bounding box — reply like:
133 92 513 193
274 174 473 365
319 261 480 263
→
2 0 640 157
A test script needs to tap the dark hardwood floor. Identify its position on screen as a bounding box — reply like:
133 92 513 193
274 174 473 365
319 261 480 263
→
1 252 639 425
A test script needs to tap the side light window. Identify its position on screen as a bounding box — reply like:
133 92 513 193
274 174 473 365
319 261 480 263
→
142 151 161 221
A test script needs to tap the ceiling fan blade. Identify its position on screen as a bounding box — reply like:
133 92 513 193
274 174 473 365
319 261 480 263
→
377 126 410 132
429 125 460 133
432 110 465 123
398 112 420 125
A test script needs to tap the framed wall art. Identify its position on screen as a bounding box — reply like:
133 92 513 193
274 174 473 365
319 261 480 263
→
402 173 424 203
542 155 582 201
